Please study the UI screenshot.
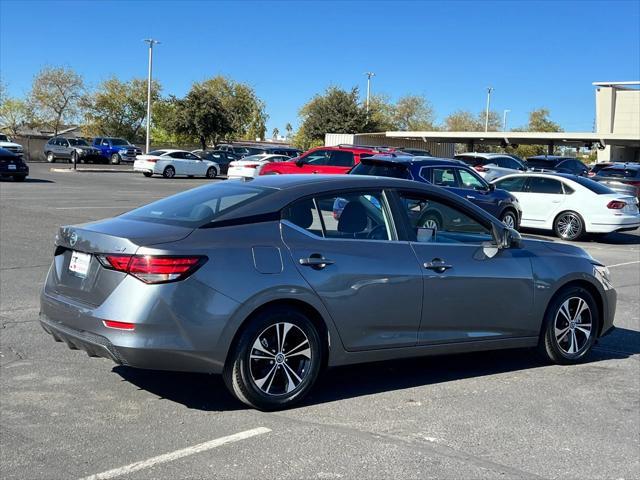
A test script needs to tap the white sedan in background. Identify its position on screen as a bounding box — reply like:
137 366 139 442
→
227 154 291 179
492 173 640 240
134 149 220 179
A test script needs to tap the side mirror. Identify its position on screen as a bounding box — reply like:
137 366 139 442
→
487 183 496 191
497 226 521 249
295 158 305 167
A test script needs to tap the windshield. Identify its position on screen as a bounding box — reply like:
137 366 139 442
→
68 139 89 146
351 161 412 179
526 159 559 169
122 182 274 227
597 167 640 179
111 138 130 146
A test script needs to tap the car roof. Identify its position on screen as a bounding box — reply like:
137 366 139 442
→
360 154 465 166
494 172 582 182
527 155 575 161
455 152 507 158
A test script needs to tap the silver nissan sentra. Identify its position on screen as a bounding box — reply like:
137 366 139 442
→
40 174 616 410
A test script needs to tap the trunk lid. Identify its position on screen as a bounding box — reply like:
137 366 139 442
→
47 218 194 306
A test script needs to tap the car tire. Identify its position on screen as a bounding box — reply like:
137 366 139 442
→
143 172 152 178
13 175 26 182
500 209 518 230
110 153 121 165
420 210 442 231
553 211 585 241
537 286 599 364
68 152 76 164
162 166 175 178
46 152 55 163
223 307 322 411
206 167 217 179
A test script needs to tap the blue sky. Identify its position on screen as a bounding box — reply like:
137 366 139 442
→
1 0 639 134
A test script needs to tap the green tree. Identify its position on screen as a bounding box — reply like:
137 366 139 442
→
166 85 232 150
82 77 160 141
298 86 369 143
198 76 267 140
367 93 397 131
0 98 33 136
285 122 293 139
29 66 84 136
444 110 482 131
393 95 435 130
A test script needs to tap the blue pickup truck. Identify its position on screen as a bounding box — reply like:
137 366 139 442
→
92 137 142 164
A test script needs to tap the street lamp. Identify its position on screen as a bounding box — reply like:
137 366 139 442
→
484 87 494 132
365 72 375 113
503 109 511 131
143 38 160 154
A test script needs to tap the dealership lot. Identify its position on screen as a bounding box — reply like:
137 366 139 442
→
1 164 639 479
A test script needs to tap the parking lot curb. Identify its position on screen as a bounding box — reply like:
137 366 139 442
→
50 167 134 174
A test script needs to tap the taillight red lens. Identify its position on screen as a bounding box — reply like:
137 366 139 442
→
103 320 135 331
474 165 488 172
588 172 595 177
607 200 626 209
100 255 205 284
244 163 259 168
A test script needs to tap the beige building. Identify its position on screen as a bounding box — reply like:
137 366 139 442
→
594 81 640 162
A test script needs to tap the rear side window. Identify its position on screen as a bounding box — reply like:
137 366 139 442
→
329 151 355 167
494 176 527 192
350 162 411 179
123 183 273 227
526 177 564 194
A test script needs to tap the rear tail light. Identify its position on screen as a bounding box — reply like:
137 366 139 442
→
607 200 626 209
147 159 157 163
97 255 206 284
103 320 135 331
588 172 595 177
244 163 259 169
474 165 488 172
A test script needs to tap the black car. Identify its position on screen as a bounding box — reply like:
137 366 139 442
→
526 155 589 176
0 148 29 181
191 149 240 175
593 163 640 199
350 154 522 229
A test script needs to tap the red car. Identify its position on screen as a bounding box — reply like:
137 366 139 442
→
259 145 388 175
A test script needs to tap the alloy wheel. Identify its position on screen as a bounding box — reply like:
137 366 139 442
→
556 213 582 240
554 296 592 355
502 212 516 229
249 322 312 396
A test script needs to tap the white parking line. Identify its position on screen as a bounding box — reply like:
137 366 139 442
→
78 427 271 480
607 260 640 268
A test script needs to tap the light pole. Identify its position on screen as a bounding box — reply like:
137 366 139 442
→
484 86 494 132
144 39 160 154
502 109 511 131
365 72 375 113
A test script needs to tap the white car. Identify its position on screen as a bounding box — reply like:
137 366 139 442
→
0 133 24 157
455 153 528 182
134 149 220 179
227 154 291 179
492 173 640 240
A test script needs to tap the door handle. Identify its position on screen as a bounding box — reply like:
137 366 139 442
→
551 199 561 203
466 195 476 200
424 258 453 273
299 255 335 270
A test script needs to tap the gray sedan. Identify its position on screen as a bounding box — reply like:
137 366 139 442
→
40 175 616 410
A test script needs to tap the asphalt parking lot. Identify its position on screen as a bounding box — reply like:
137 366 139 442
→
1 163 639 479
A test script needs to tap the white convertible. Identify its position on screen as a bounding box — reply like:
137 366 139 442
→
134 149 220 179
492 173 640 240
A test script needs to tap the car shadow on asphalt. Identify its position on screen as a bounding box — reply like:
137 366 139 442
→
0 177 55 183
111 328 640 411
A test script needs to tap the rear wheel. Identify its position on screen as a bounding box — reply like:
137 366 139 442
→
554 211 584 241
538 286 599 364
142 172 152 178
162 166 175 178
206 167 217 179
223 307 322 410
500 209 518 230
110 153 121 165
13 175 26 182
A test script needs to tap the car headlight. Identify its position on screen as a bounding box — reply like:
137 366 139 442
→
119 148 128 153
593 263 613 289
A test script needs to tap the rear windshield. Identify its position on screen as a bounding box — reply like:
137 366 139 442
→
122 183 273 227
456 156 491 167
526 159 558 169
596 167 640 179
351 161 411 179
570 176 617 194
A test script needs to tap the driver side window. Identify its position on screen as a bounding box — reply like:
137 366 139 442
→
304 150 331 165
456 169 486 190
399 193 493 244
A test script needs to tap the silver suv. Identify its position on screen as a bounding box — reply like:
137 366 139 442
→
44 137 101 164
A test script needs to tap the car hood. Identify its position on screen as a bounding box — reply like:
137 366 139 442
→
0 141 22 148
521 235 593 261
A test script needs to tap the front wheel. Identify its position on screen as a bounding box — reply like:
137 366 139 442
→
13 175 26 182
206 167 217 179
554 211 584 241
162 166 175 178
500 210 518 230
46 152 55 163
223 307 322 410
110 153 121 165
538 286 599 364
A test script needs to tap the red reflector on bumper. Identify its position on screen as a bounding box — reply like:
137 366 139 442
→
103 320 135 331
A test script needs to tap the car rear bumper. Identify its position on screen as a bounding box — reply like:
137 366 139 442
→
587 215 640 233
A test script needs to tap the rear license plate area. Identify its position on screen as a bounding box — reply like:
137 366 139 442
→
69 251 91 278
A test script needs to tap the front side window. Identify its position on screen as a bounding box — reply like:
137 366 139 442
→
283 191 392 241
526 177 564 194
494 176 527 192
399 193 493 244
456 169 486 190
304 150 332 165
